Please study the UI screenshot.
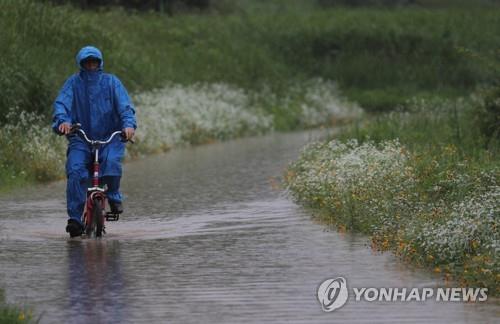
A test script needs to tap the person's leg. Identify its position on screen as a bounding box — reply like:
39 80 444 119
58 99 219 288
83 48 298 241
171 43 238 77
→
66 147 91 226
102 175 122 203
102 176 123 213
101 140 125 213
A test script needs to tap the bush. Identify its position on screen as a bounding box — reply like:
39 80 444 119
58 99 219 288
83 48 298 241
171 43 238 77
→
0 79 359 187
474 86 500 147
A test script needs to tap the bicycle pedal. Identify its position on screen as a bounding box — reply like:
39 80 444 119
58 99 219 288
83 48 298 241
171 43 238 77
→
106 213 120 221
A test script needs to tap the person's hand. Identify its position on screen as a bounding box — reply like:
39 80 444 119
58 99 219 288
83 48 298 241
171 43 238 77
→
122 127 135 141
58 122 71 135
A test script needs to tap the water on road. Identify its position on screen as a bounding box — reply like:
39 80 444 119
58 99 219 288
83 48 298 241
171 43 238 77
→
0 130 498 323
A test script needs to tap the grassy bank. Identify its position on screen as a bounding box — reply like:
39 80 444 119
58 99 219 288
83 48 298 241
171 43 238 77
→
285 96 499 294
1 0 499 118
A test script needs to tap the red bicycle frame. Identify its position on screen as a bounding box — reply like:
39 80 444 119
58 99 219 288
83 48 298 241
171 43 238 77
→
70 124 128 236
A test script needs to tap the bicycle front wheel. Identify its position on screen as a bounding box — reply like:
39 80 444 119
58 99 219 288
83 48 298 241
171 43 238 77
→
93 198 104 237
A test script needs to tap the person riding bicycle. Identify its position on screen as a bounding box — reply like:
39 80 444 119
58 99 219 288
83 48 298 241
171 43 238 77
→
52 46 137 237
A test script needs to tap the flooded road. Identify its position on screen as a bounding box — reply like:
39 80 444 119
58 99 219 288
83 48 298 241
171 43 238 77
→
0 130 498 323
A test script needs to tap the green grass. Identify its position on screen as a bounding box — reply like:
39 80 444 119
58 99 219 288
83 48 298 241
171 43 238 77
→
138 5 500 112
1 0 500 120
0 290 31 324
340 95 499 159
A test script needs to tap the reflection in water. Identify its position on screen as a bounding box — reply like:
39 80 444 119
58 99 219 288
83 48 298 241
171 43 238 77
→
67 240 125 324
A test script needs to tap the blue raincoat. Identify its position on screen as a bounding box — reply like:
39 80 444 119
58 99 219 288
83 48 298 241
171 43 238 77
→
52 46 136 224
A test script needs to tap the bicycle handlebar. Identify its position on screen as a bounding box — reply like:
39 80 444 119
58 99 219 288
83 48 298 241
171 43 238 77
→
69 123 134 145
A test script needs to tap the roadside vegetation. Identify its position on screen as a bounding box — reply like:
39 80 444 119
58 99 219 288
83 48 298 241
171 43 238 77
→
285 96 499 294
283 9 499 289
0 290 31 323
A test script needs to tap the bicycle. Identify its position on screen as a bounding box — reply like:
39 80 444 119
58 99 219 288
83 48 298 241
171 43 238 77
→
68 123 133 238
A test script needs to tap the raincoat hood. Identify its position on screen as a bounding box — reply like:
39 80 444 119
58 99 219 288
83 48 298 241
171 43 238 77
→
76 46 104 70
